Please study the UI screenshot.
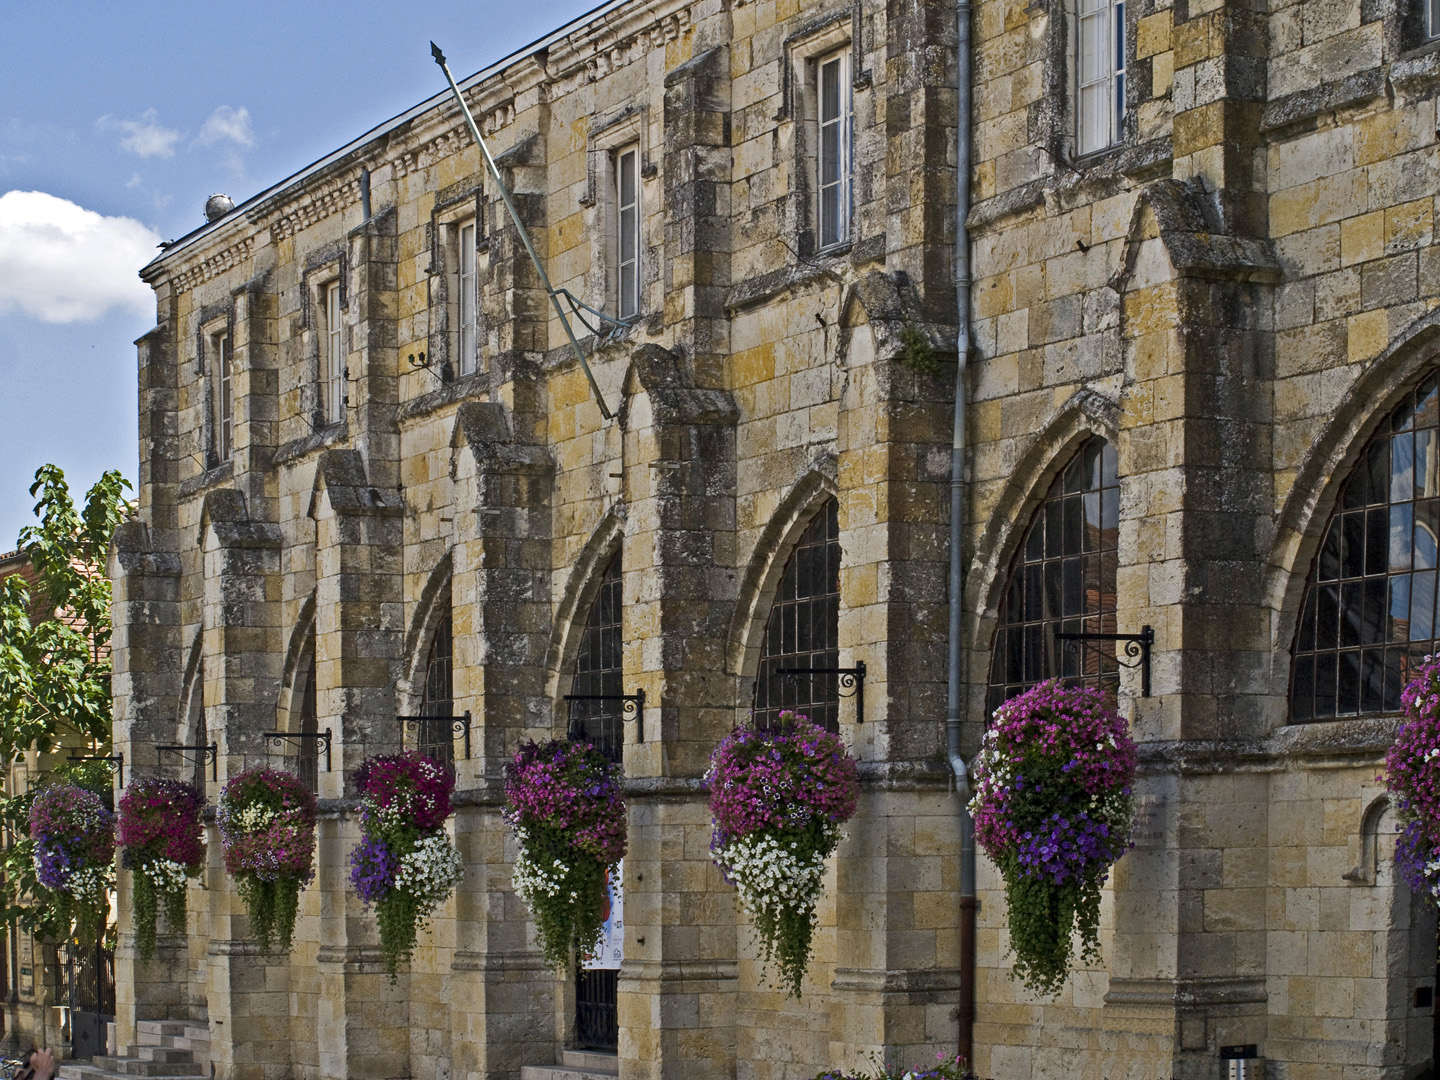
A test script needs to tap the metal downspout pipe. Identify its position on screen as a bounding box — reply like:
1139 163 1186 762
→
948 0 976 1067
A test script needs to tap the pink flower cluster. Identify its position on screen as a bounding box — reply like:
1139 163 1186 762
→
353 752 453 831
707 713 859 848
118 777 205 870
970 680 1137 858
1384 657 1440 896
216 767 317 883
503 740 627 863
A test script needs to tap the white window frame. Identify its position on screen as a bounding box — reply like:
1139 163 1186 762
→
321 281 344 424
1428 0 1440 39
1076 0 1126 157
615 146 641 320
456 220 479 376
213 330 233 462
816 49 854 250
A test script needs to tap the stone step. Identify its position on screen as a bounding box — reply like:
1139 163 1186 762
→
88 1056 202 1078
519 1052 619 1080
62 1065 207 1080
561 1052 618 1073
123 1048 194 1065
133 1023 188 1041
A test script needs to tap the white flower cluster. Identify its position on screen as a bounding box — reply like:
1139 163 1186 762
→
511 828 575 905
67 865 112 905
394 832 464 913
714 825 839 923
140 857 192 894
235 803 276 832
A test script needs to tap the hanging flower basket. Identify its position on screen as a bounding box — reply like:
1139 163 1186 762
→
707 712 859 998
970 679 1137 997
217 767 316 954
1384 657 1440 898
349 752 464 976
118 777 205 962
503 740 626 971
29 781 116 947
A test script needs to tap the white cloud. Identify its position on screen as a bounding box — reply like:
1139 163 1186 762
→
0 191 159 323
198 106 255 148
99 109 181 159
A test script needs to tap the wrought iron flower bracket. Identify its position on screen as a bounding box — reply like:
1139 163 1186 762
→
1052 625 1154 697
156 742 219 781
262 728 333 772
69 753 124 788
563 690 646 743
395 712 473 759
774 661 867 723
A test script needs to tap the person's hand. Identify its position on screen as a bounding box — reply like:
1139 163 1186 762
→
30 1049 55 1080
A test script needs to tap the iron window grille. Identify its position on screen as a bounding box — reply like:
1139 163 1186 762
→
569 554 624 763
987 436 1120 715
1292 374 1440 720
753 498 842 733
418 608 456 773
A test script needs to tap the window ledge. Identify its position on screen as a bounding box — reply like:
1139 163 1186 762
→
176 459 234 501
273 421 348 467
396 370 491 424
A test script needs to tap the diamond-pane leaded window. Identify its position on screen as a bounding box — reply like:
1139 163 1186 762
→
753 498 841 732
569 554 624 763
1292 375 1440 721
987 437 1120 715
419 608 455 772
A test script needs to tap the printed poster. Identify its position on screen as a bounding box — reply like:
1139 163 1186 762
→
582 860 623 970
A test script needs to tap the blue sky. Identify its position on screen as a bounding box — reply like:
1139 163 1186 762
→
0 0 597 548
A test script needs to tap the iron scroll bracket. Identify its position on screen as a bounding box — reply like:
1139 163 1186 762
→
774 661 867 723
156 742 219 782
1052 625 1154 697
395 712 472 760
563 690 646 744
262 728 333 773
69 753 124 789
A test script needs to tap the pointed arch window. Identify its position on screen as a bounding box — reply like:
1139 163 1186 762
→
753 498 841 732
1292 375 1440 720
296 638 319 795
187 665 208 791
419 607 455 772
569 554 624 763
987 436 1120 714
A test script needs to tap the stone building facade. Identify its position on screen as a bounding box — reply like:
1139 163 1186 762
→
109 0 1440 1078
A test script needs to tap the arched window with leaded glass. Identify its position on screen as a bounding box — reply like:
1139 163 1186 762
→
987 436 1120 715
568 553 624 763
419 606 455 771
1292 374 1440 720
753 497 841 732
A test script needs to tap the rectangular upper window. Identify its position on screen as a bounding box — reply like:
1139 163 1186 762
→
817 49 853 249
213 331 233 463
1429 0 1440 38
321 281 344 424
457 220 479 377
615 146 640 320
1077 0 1126 156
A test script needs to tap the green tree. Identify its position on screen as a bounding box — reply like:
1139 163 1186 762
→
0 464 132 944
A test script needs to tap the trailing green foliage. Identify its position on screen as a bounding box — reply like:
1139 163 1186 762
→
899 320 942 376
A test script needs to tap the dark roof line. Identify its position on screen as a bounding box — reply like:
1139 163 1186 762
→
143 0 631 271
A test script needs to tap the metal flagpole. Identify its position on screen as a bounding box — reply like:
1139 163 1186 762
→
432 42 616 420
